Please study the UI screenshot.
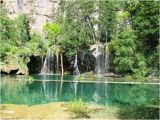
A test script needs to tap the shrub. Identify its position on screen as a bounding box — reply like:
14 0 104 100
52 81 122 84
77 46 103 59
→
68 99 90 118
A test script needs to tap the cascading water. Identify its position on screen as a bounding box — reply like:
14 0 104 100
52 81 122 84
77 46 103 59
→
73 54 80 75
69 53 80 96
41 46 59 74
40 46 60 100
79 50 86 64
41 49 54 74
40 48 53 99
104 44 109 73
73 54 80 95
90 43 109 104
17 0 23 11
91 43 105 74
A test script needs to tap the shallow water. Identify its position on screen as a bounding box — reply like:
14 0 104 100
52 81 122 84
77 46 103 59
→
0 75 159 119
1 75 159 106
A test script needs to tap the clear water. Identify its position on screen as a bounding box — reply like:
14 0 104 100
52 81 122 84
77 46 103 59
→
0 75 159 107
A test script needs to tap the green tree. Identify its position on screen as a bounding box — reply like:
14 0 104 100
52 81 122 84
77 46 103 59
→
99 0 117 42
110 26 148 77
14 14 30 46
0 5 16 60
43 22 61 46
125 0 159 70
58 0 94 56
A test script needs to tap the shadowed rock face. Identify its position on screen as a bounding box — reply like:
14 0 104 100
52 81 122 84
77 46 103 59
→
3 0 60 34
27 56 43 74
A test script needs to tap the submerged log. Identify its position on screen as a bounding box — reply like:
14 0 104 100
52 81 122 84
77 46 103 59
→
104 73 121 78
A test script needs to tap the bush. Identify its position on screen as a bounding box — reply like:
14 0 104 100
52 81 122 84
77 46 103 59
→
68 99 90 118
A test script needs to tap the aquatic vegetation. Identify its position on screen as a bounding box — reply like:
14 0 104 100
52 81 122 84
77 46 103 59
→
117 105 159 119
78 72 95 81
123 75 147 82
67 99 90 118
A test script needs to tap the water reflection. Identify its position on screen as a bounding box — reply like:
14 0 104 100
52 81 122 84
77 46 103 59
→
0 75 159 107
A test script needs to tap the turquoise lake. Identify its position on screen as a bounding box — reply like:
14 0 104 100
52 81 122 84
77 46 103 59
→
1 75 159 106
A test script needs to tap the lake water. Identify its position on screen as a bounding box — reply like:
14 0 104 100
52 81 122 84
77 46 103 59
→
0 75 159 119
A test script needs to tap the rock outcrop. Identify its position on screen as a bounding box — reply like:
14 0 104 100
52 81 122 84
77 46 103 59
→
2 0 60 34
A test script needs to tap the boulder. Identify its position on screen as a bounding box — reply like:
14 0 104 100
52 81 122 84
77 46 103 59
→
1 64 19 74
1 64 27 75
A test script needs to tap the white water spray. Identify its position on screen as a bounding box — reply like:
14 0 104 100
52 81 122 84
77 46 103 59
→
41 46 59 74
90 43 105 74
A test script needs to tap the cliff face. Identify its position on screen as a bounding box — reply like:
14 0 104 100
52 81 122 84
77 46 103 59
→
2 0 60 34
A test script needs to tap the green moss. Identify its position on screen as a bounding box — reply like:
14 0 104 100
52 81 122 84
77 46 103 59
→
78 72 95 81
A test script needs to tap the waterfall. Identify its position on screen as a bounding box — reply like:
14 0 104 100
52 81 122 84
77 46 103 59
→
40 47 59 99
104 31 109 73
17 0 23 11
41 46 59 74
104 44 109 73
73 54 80 75
73 54 80 95
90 42 109 74
69 53 80 96
41 48 54 74
79 50 86 64
91 43 105 74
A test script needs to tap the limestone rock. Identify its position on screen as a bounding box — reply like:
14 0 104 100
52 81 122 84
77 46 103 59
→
1 63 28 75
16 69 26 75
2 0 60 34
1 64 19 74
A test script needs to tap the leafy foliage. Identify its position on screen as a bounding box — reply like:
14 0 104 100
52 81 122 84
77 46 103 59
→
14 14 30 46
0 6 45 74
25 32 46 57
0 5 16 59
99 0 117 42
110 26 148 77
58 1 96 56
124 0 159 71
43 22 61 46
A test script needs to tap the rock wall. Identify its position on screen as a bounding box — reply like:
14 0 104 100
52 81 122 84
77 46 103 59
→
2 0 60 34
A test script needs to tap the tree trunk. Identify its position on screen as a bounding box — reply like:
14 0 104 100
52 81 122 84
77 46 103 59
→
60 54 64 75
